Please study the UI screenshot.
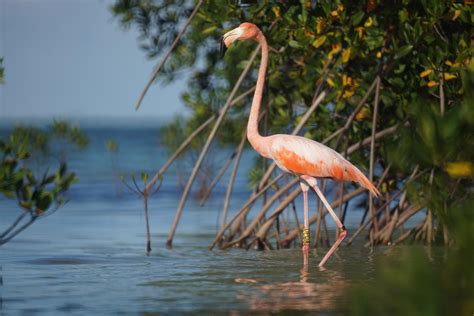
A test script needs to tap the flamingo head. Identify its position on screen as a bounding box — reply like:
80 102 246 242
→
220 22 260 56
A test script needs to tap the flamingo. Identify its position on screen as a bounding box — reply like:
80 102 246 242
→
221 22 380 267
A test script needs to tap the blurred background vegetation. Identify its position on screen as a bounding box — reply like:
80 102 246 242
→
0 118 88 245
349 193 474 315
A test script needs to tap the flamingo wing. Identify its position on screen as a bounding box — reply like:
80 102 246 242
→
268 134 380 196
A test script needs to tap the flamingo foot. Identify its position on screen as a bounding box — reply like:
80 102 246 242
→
318 226 347 267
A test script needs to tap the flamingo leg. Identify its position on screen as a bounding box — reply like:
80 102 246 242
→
302 176 347 267
300 181 310 253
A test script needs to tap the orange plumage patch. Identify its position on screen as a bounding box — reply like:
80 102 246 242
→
274 148 322 175
331 165 344 180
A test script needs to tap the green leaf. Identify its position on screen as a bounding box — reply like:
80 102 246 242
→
274 95 288 106
394 63 407 74
399 9 409 23
36 192 53 213
395 45 413 59
202 26 217 35
20 186 32 201
352 11 365 26
288 40 300 48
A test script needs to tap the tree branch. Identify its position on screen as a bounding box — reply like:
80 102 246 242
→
166 46 260 248
134 0 204 110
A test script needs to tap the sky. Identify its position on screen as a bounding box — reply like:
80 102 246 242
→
0 0 188 124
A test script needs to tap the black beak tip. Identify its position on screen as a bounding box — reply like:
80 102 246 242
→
220 37 228 57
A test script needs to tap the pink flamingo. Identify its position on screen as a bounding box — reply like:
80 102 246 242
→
221 23 380 267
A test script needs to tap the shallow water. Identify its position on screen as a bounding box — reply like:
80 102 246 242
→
0 124 408 314
1 203 386 315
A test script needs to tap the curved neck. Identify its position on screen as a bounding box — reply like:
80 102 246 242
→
247 32 269 157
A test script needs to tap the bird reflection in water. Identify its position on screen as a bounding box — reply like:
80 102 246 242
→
235 252 346 313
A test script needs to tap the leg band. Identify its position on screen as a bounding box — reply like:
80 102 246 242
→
302 228 310 245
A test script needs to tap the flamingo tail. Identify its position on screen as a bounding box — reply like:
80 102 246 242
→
347 165 381 197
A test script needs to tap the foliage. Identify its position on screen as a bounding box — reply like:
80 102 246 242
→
112 0 473 244
0 138 75 214
350 64 474 311
349 196 474 315
388 66 474 238
50 120 89 149
6 120 89 167
0 122 88 245
49 120 89 163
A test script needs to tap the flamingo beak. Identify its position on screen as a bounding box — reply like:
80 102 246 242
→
220 28 242 57
220 36 228 57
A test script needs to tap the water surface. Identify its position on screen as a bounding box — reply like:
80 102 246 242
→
0 125 397 314
1 206 381 315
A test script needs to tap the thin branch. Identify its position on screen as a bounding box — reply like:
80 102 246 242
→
440 71 445 116
392 224 420 246
222 178 299 249
253 187 302 241
0 211 29 239
144 194 151 255
381 208 398 244
131 176 143 194
146 116 215 193
121 177 142 196
134 0 204 110
145 85 256 194
365 203 423 247
347 122 402 154
351 201 398 245
0 215 38 246
199 151 236 206
151 177 163 195
166 47 260 248
433 22 449 44
290 200 301 246
427 210 433 245
322 126 345 144
208 173 284 250
347 166 423 245
369 76 381 234
397 165 420 211
221 130 247 228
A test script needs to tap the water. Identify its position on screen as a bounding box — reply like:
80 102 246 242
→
1 208 379 315
0 123 388 314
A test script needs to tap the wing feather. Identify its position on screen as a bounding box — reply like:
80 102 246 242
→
269 135 380 196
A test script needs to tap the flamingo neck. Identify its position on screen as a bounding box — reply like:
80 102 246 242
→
247 32 270 157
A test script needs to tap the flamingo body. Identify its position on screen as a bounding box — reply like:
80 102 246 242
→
266 134 380 196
